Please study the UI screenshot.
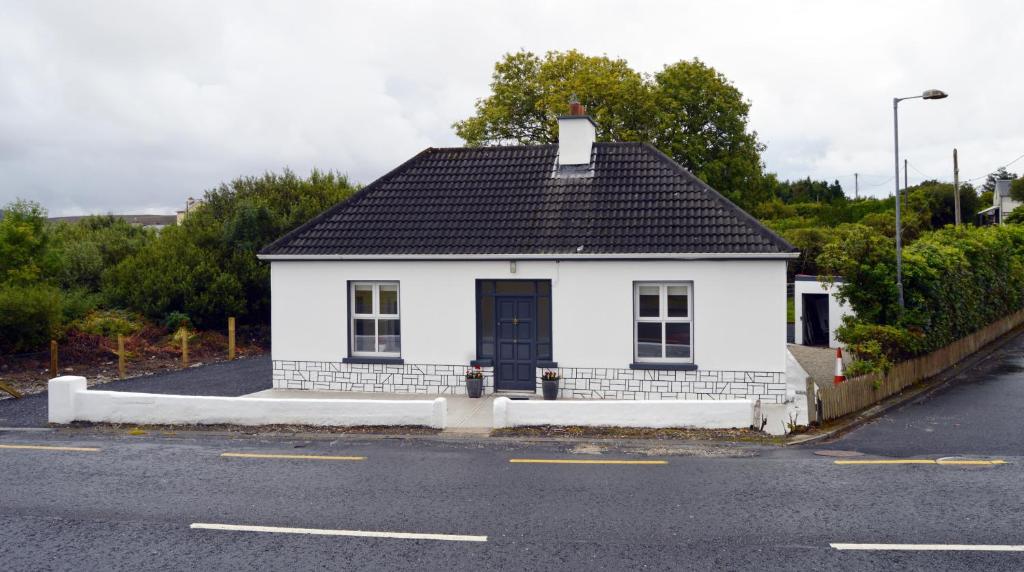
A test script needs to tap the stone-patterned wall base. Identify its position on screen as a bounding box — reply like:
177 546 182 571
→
537 367 787 404
272 360 785 404
273 361 493 396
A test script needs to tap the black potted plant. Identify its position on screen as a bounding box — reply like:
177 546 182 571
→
541 369 560 400
465 365 484 398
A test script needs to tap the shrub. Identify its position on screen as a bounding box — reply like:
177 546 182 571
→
831 224 1024 370
74 309 141 338
163 311 191 332
60 288 102 324
0 284 62 353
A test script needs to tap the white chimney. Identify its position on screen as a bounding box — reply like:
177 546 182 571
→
557 97 596 166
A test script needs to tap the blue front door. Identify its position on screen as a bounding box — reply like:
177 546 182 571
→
495 296 535 391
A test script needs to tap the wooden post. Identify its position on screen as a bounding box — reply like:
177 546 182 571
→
181 328 189 367
805 376 817 425
228 317 236 361
117 335 126 379
49 340 58 378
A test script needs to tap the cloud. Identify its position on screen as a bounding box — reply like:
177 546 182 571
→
1 0 1022 215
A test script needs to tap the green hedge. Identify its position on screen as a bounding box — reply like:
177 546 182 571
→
821 224 1024 370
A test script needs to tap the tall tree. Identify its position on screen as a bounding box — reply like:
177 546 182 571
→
454 51 765 203
982 167 1019 193
651 59 765 202
453 50 657 146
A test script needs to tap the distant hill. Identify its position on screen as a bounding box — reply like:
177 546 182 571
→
48 214 177 227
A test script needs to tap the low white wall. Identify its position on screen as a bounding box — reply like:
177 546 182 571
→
492 396 755 429
47 376 446 429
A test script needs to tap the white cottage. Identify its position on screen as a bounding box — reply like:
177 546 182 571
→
258 106 799 403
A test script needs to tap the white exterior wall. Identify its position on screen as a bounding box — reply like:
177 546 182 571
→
271 258 786 373
794 278 854 348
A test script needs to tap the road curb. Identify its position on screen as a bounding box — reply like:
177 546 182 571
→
786 324 1024 447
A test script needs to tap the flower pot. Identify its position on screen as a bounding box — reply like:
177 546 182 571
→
466 377 483 398
542 379 560 400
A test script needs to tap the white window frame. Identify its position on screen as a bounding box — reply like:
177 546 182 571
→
634 282 693 364
350 281 401 357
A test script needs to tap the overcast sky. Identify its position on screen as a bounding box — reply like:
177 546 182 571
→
2 1 1022 216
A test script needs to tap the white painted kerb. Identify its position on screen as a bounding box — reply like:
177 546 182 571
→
47 376 446 428
492 397 755 429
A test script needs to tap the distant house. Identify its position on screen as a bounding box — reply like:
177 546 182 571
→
258 103 799 403
978 179 1018 225
176 197 203 225
48 214 176 230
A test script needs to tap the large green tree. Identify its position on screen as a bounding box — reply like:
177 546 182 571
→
651 59 764 202
103 169 357 327
454 51 765 204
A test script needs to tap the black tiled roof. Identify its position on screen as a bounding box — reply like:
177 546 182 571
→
260 142 795 256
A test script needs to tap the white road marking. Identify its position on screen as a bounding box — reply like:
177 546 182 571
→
190 522 487 542
0 444 99 452
832 543 1024 552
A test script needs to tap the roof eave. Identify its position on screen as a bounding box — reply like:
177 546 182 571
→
258 252 800 261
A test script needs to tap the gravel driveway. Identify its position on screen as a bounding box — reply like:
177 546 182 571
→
0 355 271 428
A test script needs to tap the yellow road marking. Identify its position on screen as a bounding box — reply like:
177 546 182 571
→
835 459 1006 466
221 452 366 461
0 444 99 452
509 459 667 465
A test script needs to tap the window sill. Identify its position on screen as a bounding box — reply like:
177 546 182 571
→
343 357 405 365
536 361 558 368
470 359 493 367
629 362 698 371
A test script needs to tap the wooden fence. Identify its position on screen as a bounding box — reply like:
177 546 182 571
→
815 308 1024 422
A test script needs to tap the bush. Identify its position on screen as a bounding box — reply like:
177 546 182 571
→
74 309 141 338
0 284 62 353
828 224 1024 371
163 311 191 332
61 288 102 324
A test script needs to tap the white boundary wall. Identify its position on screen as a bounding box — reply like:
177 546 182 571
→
47 377 446 428
492 396 755 429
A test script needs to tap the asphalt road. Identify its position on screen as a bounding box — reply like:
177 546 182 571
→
820 329 1024 457
0 431 1020 571
0 355 271 427
2 336 1024 570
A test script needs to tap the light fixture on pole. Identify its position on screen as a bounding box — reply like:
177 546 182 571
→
892 89 948 309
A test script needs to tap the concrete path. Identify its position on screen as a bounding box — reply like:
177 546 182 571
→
788 343 850 388
245 389 498 433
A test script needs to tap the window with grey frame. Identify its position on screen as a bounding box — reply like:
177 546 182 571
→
350 282 401 357
634 282 692 363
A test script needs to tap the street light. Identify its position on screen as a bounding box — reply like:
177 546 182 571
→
893 89 948 309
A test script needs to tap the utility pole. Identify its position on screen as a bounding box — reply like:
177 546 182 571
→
904 158 908 191
854 173 859 199
953 148 961 226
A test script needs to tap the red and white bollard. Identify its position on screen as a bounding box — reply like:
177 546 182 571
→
833 347 845 385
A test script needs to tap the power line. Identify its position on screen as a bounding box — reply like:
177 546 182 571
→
907 161 932 180
963 150 1024 183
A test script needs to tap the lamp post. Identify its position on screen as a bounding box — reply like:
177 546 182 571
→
893 89 947 309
